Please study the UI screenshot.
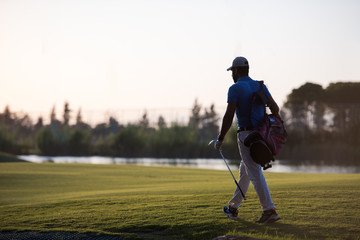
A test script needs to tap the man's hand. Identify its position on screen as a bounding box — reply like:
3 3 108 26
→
215 135 224 150
214 139 223 150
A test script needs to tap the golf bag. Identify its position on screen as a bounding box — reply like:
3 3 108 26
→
243 81 287 170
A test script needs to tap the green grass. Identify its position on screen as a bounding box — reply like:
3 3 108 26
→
0 162 359 240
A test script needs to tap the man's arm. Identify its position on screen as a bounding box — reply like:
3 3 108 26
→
267 96 280 117
218 102 237 141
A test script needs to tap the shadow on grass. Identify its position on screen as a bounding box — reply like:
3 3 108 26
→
107 218 339 240
103 220 270 240
104 223 227 240
231 218 346 240
0 231 123 240
235 220 305 239
0 218 352 240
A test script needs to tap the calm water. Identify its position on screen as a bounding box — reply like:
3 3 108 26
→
18 155 360 174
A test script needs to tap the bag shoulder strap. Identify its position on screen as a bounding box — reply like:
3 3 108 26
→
248 81 268 128
255 81 269 105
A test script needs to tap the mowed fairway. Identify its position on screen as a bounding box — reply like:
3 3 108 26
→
0 162 359 240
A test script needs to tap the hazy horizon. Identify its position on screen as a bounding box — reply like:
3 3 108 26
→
1 0 359 125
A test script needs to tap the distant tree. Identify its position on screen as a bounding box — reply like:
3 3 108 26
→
112 125 145 157
200 103 219 142
36 127 57 155
157 115 166 129
1 105 13 126
63 102 71 126
68 129 91 155
34 117 44 130
202 104 219 128
15 114 33 138
324 82 360 132
139 110 149 128
50 105 56 124
312 102 326 132
92 123 108 137
0 125 13 152
76 108 82 125
324 82 360 104
283 82 324 132
18 114 33 129
74 108 91 130
109 117 119 134
189 98 201 129
286 82 324 104
50 105 62 131
279 81 360 163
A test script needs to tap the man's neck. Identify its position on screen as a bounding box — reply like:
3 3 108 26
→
236 75 249 82
238 74 248 78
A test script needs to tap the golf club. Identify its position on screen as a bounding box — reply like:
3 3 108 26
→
209 140 246 200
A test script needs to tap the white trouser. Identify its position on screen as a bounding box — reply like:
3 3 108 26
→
228 131 275 211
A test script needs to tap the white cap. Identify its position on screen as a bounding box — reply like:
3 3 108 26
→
227 57 249 71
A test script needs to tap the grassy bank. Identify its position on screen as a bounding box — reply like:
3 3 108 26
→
0 152 28 163
0 162 359 240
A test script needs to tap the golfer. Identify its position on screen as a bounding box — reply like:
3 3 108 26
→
215 56 280 223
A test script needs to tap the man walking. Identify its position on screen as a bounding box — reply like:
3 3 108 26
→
215 56 280 223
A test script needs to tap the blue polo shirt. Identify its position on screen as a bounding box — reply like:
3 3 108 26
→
227 76 271 128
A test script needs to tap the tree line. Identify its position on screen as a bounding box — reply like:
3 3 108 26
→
280 82 360 164
1 81 359 165
0 99 234 159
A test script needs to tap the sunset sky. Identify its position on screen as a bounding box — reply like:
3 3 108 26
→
1 0 359 124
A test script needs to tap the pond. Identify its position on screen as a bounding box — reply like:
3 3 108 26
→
18 155 360 174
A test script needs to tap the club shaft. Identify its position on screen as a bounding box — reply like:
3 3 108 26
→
219 151 246 200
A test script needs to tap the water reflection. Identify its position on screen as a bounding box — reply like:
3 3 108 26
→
18 155 360 174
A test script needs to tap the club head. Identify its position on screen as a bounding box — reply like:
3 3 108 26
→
208 140 215 146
